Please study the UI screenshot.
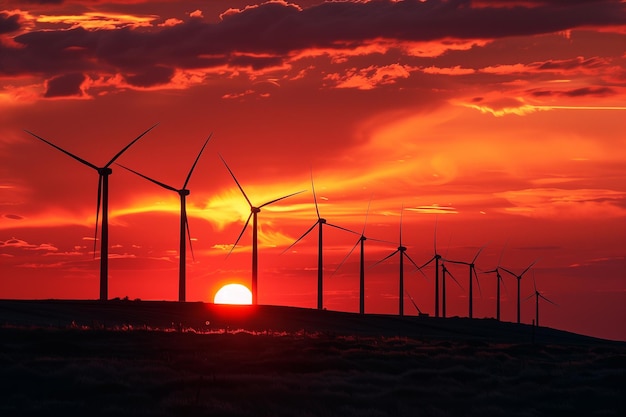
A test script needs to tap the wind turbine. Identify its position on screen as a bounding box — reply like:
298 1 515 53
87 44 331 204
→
220 155 305 305
333 198 389 314
445 245 486 319
483 244 508 321
282 173 356 310
371 206 421 317
25 124 158 301
419 219 441 317
501 260 538 324
440 259 463 318
526 273 557 327
117 134 212 302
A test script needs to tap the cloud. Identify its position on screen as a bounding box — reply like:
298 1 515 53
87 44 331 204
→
2 0 624 98
0 237 58 251
44 72 85 97
0 12 21 34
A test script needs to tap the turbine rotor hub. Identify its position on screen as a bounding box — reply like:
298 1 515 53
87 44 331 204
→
252 207 261 213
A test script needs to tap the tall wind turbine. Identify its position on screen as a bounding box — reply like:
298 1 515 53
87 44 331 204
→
282 174 355 310
117 134 212 302
419 219 442 317
526 273 557 327
371 207 421 316
333 198 388 314
445 245 486 319
25 124 158 301
220 155 304 305
501 260 538 324
483 244 508 321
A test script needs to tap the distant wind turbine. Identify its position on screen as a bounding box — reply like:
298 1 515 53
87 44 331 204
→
419 218 442 317
371 206 421 317
483 244 508 321
333 197 389 314
25 124 158 301
117 133 212 302
445 245 486 319
501 260 538 324
282 173 356 310
526 273 557 327
440 259 463 318
220 155 305 305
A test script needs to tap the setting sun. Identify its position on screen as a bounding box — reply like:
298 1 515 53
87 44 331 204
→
214 284 253 305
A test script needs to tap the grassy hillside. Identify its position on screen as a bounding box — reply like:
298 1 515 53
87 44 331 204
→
0 300 624 416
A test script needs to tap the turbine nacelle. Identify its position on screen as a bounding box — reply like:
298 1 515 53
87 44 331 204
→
179 189 191 197
251 206 261 213
98 167 113 176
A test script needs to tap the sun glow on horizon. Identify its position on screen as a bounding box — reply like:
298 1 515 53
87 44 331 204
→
214 283 253 305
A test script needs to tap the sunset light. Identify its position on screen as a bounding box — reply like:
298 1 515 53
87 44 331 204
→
0 0 624 342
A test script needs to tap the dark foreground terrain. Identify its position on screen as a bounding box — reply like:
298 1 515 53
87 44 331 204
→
0 300 624 416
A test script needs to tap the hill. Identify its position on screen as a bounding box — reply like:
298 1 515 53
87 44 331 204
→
1 300 624 416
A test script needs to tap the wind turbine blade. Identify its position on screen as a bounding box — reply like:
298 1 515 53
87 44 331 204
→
500 266 517 278
524 293 535 302
472 244 487 264
419 256 435 269
447 268 464 290
310 171 321 220
445 259 468 266
117 164 178 192
105 123 159 167
362 195 373 235
185 209 195 262
533 272 538 292
259 190 306 208
473 266 482 296
331 239 360 277
370 250 399 268
281 222 318 254
540 293 558 306
497 240 508 267
399 204 404 245
405 290 422 315
326 222 358 235
499 271 510 298
228 212 252 257
434 216 438 254
93 176 102 258
219 154 252 208
520 259 538 277
183 133 213 188
403 252 421 271
25 130 100 171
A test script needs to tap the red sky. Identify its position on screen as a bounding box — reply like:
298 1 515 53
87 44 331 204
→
1 0 625 341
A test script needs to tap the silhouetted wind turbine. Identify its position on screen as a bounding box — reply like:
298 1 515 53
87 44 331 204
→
371 207 421 316
483 244 508 321
333 198 389 314
419 219 442 317
440 259 463 318
445 245 486 319
501 260 538 324
25 124 158 301
117 134 212 302
220 155 305 305
526 273 557 327
282 173 355 310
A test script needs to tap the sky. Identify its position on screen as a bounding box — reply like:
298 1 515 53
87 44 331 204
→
0 0 625 341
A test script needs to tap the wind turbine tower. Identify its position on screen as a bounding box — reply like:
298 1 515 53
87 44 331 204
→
502 260 538 324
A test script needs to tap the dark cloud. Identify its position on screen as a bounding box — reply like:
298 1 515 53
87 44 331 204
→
2 1 625 81
0 13 21 35
124 65 175 87
537 57 608 70
44 72 85 97
530 86 616 98
3 214 24 220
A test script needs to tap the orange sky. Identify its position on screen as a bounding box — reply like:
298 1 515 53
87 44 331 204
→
1 0 625 341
